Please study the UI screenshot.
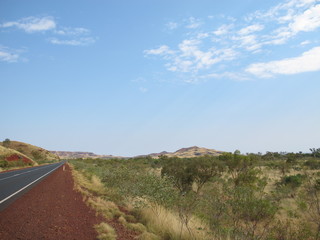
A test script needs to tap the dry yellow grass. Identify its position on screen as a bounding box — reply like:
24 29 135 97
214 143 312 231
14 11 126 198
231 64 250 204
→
70 165 122 219
136 232 162 240
138 204 212 240
94 222 117 240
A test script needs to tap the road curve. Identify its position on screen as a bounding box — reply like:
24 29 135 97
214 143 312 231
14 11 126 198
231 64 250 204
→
0 161 65 210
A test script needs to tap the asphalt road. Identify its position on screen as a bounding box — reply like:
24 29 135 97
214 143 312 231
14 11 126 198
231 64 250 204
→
0 161 65 211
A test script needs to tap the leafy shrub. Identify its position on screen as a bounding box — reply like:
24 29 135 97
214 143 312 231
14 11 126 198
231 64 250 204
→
281 174 305 189
305 159 320 169
0 160 9 168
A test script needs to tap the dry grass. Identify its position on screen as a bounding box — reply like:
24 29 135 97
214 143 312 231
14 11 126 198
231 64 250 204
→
138 204 212 240
0 145 34 161
94 222 117 240
70 165 122 220
136 232 162 240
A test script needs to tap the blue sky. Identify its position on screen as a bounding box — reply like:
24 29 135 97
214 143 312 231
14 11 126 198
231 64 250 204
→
1 0 319 156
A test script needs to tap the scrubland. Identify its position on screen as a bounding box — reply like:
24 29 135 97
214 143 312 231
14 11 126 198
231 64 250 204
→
70 149 320 240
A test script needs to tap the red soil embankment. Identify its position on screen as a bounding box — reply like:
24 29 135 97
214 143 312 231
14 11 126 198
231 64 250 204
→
0 164 104 240
5 154 33 164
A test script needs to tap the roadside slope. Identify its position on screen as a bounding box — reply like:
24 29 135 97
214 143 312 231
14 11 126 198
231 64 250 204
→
0 164 103 240
0 145 35 169
0 140 60 164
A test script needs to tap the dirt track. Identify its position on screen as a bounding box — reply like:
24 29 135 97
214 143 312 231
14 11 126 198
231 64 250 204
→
0 164 104 239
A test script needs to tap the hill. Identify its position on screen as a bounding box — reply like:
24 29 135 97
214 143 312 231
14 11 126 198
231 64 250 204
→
139 146 223 158
50 151 123 159
0 145 35 169
0 140 60 164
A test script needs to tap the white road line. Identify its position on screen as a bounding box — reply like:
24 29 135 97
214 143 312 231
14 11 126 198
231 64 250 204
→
0 163 63 204
0 164 57 181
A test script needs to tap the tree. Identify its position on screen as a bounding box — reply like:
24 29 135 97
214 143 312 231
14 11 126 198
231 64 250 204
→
219 151 258 186
2 138 11 147
161 156 224 237
310 148 320 158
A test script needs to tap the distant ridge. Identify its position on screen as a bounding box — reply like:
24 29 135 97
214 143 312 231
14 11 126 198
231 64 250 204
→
50 151 123 159
137 146 224 158
51 146 223 159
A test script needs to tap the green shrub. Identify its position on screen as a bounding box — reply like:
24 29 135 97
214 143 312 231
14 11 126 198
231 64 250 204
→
0 160 9 168
281 174 305 189
305 159 320 169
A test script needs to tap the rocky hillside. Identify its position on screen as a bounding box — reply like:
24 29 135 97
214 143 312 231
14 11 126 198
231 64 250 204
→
140 146 223 158
0 145 35 168
50 151 123 159
0 140 60 163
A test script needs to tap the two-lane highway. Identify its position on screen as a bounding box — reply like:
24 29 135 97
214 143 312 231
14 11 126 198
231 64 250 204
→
0 161 65 210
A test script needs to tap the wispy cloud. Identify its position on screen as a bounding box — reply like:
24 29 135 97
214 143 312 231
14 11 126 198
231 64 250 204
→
49 37 96 46
145 39 238 74
238 24 264 35
1 16 56 33
0 46 20 63
186 17 202 29
300 40 311 45
213 24 233 36
144 0 320 82
166 22 179 30
246 46 320 77
144 45 174 56
54 27 90 36
0 16 96 47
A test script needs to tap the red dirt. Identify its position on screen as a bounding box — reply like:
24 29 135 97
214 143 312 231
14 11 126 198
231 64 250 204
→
0 164 137 240
5 154 33 164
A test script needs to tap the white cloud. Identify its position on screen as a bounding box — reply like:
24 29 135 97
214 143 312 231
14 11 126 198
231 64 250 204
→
49 37 95 46
196 32 209 39
166 22 178 30
300 40 311 45
265 27 295 45
233 34 262 51
213 24 233 35
144 45 174 56
54 27 90 36
246 46 320 77
164 39 238 73
1 16 96 48
1 16 56 33
247 0 317 21
289 4 320 33
186 17 202 29
238 24 264 35
144 0 320 82
0 47 19 62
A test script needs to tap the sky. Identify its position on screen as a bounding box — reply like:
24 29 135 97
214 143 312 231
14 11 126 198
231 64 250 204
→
1 0 320 156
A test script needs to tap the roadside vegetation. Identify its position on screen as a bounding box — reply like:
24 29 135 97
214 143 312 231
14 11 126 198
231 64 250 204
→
70 148 320 240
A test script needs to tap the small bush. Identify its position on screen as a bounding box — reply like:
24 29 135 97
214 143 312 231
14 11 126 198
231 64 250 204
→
0 160 8 168
281 174 305 189
304 159 320 169
94 222 117 240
